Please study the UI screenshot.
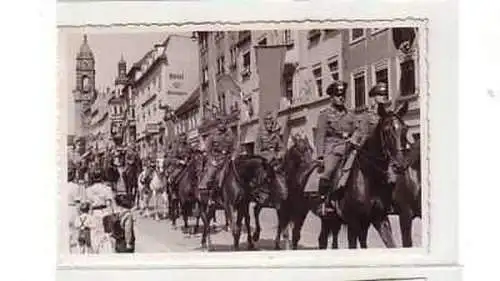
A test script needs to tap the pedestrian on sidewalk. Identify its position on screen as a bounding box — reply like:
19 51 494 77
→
74 202 95 254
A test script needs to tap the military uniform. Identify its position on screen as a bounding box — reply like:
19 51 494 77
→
316 81 357 197
256 112 285 171
198 119 235 191
169 134 193 183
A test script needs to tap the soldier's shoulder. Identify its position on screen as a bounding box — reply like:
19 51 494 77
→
320 107 333 113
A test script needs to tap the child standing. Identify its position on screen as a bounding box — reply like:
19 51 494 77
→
74 202 94 254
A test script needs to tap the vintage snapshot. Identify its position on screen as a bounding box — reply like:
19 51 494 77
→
60 25 425 256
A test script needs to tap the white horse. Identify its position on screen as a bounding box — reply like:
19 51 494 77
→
138 159 168 221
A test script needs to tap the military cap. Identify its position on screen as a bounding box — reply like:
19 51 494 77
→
264 111 274 120
368 82 389 98
326 81 348 97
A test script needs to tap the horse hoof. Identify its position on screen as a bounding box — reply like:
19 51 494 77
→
274 244 281 250
252 232 260 242
247 244 256 251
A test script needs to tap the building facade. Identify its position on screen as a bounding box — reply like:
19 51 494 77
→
195 28 421 191
126 34 200 159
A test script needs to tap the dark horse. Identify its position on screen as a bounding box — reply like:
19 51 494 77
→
379 103 422 247
200 155 279 251
252 134 321 250
316 105 413 249
169 151 204 234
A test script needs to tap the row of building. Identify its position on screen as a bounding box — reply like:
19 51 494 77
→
70 28 421 184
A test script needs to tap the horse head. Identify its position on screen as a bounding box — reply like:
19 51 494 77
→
379 101 410 174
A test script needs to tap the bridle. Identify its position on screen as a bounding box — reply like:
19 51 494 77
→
380 114 409 172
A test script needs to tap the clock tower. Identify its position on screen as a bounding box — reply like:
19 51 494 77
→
73 34 96 140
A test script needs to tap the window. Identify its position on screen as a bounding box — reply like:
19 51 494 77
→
350 28 365 42
230 46 237 69
353 72 366 108
400 59 416 96
242 52 251 79
284 72 293 102
218 93 226 114
328 58 340 82
308 29 321 47
258 38 267 46
217 56 225 75
202 67 209 87
375 68 388 84
283 29 293 45
313 66 323 97
200 33 208 52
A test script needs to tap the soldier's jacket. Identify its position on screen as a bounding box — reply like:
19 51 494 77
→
257 129 284 157
206 130 236 160
315 106 357 158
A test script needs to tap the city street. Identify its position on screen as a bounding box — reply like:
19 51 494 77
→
133 204 422 252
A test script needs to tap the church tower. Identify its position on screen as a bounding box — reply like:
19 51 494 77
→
73 34 96 139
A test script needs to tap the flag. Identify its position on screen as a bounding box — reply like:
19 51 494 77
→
216 73 244 150
254 45 287 123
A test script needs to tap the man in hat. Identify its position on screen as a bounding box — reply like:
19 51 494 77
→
198 117 236 204
255 111 286 205
168 132 193 184
315 80 357 214
342 82 398 212
256 111 285 171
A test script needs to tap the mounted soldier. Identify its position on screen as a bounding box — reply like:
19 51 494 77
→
255 111 286 205
256 111 285 172
168 132 193 184
315 81 358 213
198 116 236 205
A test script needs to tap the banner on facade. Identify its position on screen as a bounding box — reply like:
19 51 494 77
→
254 45 287 122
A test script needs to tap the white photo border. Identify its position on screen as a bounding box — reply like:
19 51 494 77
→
56 0 458 270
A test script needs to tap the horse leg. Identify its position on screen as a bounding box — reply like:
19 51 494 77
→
243 204 255 250
358 220 370 249
291 208 309 250
372 216 396 248
228 205 241 251
154 190 160 221
195 211 201 234
329 218 342 249
399 209 414 247
182 203 189 234
252 204 262 242
162 190 168 219
274 208 290 250
318 217 330 250
347 223 360 249
200 202 211 251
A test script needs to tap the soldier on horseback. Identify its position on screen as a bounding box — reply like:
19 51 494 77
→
255 111 286 205
198 116 236 205
256 111 285 172
315 81 358 214
168 132 193 184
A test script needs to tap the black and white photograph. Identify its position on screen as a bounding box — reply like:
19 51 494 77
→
59 26 424 255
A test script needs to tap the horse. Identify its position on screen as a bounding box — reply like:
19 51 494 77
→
378 103 422 247
200 155 279 251
148 159 168 221
252 133 321 250
170 151 204 234
314 106 412 249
